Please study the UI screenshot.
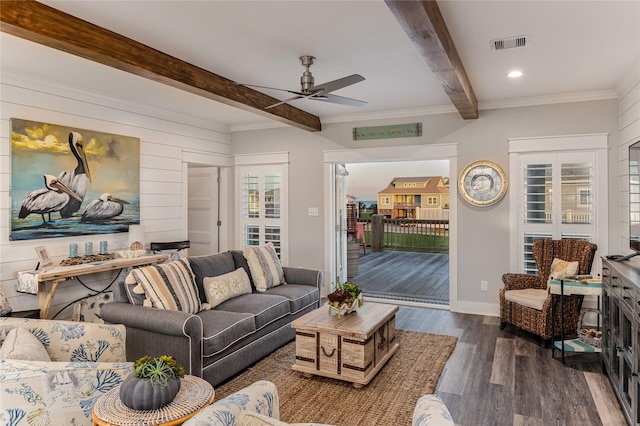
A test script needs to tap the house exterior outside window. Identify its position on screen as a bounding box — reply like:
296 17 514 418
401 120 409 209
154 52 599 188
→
376 176 449 219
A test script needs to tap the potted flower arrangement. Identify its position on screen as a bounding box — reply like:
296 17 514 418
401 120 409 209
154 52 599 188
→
326 281 363 318
119 355 185 410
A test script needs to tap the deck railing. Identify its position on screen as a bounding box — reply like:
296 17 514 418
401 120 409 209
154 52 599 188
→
358 216 449 253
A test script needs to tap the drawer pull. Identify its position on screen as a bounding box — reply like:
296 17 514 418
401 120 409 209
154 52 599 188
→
624 286 631 290
321 346 335 358
377 337 387 350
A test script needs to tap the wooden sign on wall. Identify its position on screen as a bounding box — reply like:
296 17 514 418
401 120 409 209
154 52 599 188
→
353 123 422 141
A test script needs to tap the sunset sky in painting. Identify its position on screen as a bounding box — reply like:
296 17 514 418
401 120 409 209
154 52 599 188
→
10 118 140 207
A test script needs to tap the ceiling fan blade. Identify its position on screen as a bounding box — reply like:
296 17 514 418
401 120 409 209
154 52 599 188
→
235 82 304 96
312 93 367 107
312 74 365 94
265 95 304 109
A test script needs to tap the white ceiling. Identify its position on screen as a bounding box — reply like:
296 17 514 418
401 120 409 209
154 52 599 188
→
2 1 639 131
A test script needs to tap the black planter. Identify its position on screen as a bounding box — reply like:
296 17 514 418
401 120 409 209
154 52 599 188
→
119 375 181 410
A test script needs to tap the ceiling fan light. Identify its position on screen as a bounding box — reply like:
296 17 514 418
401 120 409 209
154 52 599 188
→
507 70 523 78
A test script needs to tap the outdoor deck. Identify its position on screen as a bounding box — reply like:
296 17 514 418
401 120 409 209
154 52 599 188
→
350 250 449 305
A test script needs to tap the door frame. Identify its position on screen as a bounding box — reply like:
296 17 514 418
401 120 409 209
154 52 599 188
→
182 150 232 253
323 143 458 310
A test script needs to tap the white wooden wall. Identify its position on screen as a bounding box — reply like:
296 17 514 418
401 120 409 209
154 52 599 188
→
0 74 231 318
618 64 640 254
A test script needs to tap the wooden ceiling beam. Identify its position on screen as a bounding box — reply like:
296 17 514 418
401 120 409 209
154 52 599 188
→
385 0 478 119
0 0 321 131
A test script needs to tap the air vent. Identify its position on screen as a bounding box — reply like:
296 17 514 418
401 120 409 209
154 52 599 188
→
491 35 531 51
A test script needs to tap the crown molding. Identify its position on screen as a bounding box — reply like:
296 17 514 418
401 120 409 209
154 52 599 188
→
617 62 640 99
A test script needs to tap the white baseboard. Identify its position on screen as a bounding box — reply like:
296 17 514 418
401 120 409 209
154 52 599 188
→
451 300 500 317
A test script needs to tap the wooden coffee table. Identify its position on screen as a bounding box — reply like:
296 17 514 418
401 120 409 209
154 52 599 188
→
291 302 398 387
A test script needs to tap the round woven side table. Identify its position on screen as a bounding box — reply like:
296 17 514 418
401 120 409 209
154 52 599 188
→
92 375 214 426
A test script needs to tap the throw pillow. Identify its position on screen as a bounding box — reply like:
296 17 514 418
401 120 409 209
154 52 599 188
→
0 327 51 361
549 257 579 280
0 288 11 316
243 243 286 292
129 258 202 314
237 412 289 426
203 268 252 309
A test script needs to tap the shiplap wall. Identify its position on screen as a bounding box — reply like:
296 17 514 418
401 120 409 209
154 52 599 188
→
0 74 231 318
618 64 640 255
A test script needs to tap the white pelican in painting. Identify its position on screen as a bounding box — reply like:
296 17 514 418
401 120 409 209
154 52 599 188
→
81 193 130 222
19 175 83 226
59 132 92 218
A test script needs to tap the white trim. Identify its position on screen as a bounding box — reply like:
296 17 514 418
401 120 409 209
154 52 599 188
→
509 133 609 153
323 143 457 164
322 144 459 312
454 301 500 317
234 152 289 165
183 151 232 167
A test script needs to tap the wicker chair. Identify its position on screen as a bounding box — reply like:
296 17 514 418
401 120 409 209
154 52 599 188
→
499 238 598 343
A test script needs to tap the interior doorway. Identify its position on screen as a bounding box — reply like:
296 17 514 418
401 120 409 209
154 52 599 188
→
343 160 451 306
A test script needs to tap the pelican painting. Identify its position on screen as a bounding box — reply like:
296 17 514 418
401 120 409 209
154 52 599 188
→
10 118 140 241
81 193 130 222
59 132 92 218
19 175 83 226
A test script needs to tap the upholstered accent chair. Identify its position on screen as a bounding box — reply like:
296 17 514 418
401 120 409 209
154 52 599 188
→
0 317 134 426
499 238 598 343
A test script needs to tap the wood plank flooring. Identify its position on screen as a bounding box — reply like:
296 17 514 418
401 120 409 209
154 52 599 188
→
395 306 626 426
351 250 449 304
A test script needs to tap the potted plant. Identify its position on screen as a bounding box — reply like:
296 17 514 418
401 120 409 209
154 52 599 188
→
119 355 185 410
326 281 363 318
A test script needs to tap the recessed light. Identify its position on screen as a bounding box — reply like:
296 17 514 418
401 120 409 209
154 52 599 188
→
508 70 523 78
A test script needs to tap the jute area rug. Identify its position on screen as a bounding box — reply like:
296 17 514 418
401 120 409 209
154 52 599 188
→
215 330 457 425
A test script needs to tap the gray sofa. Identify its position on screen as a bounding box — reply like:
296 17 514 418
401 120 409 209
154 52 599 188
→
101 250 321 386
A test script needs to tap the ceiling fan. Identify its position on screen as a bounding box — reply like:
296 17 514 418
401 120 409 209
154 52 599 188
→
239 55 366 109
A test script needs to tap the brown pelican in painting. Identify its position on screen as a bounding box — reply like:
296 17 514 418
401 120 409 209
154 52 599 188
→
59 132 92 218
19 175 83 226
81 193 130 222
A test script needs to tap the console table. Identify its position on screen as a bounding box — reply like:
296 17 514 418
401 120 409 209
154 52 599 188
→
15 254 167 319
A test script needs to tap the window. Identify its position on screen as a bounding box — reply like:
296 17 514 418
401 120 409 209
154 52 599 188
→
509 134 607 275
381 196 391 205
427 196 438 205
236 155 288 263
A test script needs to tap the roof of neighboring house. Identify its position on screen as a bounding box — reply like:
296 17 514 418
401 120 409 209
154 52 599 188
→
377 176 449 195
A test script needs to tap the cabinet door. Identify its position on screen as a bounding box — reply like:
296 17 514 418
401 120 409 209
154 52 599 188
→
622 302 635 419
603 279 612 369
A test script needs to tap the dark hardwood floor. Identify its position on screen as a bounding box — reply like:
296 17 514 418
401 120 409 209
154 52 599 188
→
395 305 626 426
351 251 449 304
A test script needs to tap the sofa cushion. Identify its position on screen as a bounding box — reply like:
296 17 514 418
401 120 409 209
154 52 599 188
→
189 251 237 301
243 243 286 292
264 285 320 314
215 294 291 330
198 309 256 356
0 327 51 361
129 259 202 314
203 268 253 309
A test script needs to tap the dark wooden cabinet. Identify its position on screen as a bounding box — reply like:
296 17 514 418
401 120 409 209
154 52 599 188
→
602 258 640 425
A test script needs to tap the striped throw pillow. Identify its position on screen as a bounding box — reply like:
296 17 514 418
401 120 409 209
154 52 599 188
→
242 243 286 292
129 259 202 314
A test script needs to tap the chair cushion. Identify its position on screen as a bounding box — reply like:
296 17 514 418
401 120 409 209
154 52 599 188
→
243 243 286 292
0 327 51 361
504 288 548 311
129 259 202 314
203 268 252 309
550 257 579 280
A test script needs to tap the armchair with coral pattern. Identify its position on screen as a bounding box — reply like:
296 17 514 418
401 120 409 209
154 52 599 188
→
499 238 598 343
0 317 134 426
